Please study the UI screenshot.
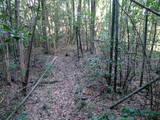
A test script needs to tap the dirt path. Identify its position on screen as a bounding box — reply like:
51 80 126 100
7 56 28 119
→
25 54 83 120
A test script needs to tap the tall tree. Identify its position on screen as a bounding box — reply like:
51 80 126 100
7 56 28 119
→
41 0 49 53
149 21 157 58
54 1 60 49
4 0 12 85
23 1 40 95
76 0 83 59
90 0 96 54
72 0 75 41
114 0 120 92
140 8 148 87
84 0 89 50
15 0 26 84
108 0 116 85
66 1 72 44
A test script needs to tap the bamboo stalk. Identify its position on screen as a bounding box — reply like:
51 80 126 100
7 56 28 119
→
6 57 57 120
110 77 160 109
130 0 160 16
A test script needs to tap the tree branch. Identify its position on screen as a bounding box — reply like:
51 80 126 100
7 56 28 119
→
130 0 160 16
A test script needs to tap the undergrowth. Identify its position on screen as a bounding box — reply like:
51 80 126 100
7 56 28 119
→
91 106 160 120
85 55 107 82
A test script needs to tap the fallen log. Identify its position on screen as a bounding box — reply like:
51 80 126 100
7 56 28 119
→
6 57 57 120
110 77 160 109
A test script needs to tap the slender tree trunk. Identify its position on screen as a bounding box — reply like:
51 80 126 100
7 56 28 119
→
54 1 59 49
41 0 49 54
140 9 148 87
66 1 72 44
108 0 116 85
87 0 90 47
46 10 52 52
90 0 96 54
107 0 112 39
72 0 75 43
5 0 12 85
15 0 26 83
84 0 89 51
123 4 131 93
23 1 40 95
114 0 120 92
4 44 11 85
76 0 83 59
149 22 157 58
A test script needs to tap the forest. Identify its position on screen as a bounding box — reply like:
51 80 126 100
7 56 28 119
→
0 0 160 119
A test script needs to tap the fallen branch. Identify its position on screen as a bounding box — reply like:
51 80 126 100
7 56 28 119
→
0 96 4 104
110 77 160 109
6 57 57 120
130 0 160 16
39 81 61 85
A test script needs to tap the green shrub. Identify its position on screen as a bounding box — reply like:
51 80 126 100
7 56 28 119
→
85 55 106 82
16 112 29 120
90 106 160 120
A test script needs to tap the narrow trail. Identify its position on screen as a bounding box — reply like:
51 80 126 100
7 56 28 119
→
26 53 83 120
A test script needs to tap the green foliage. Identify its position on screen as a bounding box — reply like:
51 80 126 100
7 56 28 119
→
77 101 87 111
87 56 101 68
147 0 160 11
0 23 30 47
43 64 54 78
85 55 106 82
90 110 116 120
91 115 110 120
2 24 12 31
118 117 135 120
91 113 116 120
8 61 17 71
41 103 49 110
121 106 160 119
141 109 160 118
122 106 140 117
42 35 48 41
90 106 160 120
16 112 29 120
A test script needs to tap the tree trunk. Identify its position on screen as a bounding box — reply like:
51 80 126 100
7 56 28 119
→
140 9 148 87
149 21 157 58
114 0 120 92
90 0 96 54
84 0 89 51
123 4 131 93
5 0 12 85
15 0 26 83
66 1 72 44
108 0 116 85
76 0 83 59
72 0 75 43
41 0 49 54
54 1 60 50
23 1 40 95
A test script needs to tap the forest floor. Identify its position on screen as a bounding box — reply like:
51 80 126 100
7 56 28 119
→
25 50 85 120
22 48 118 120
1 45 157 120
